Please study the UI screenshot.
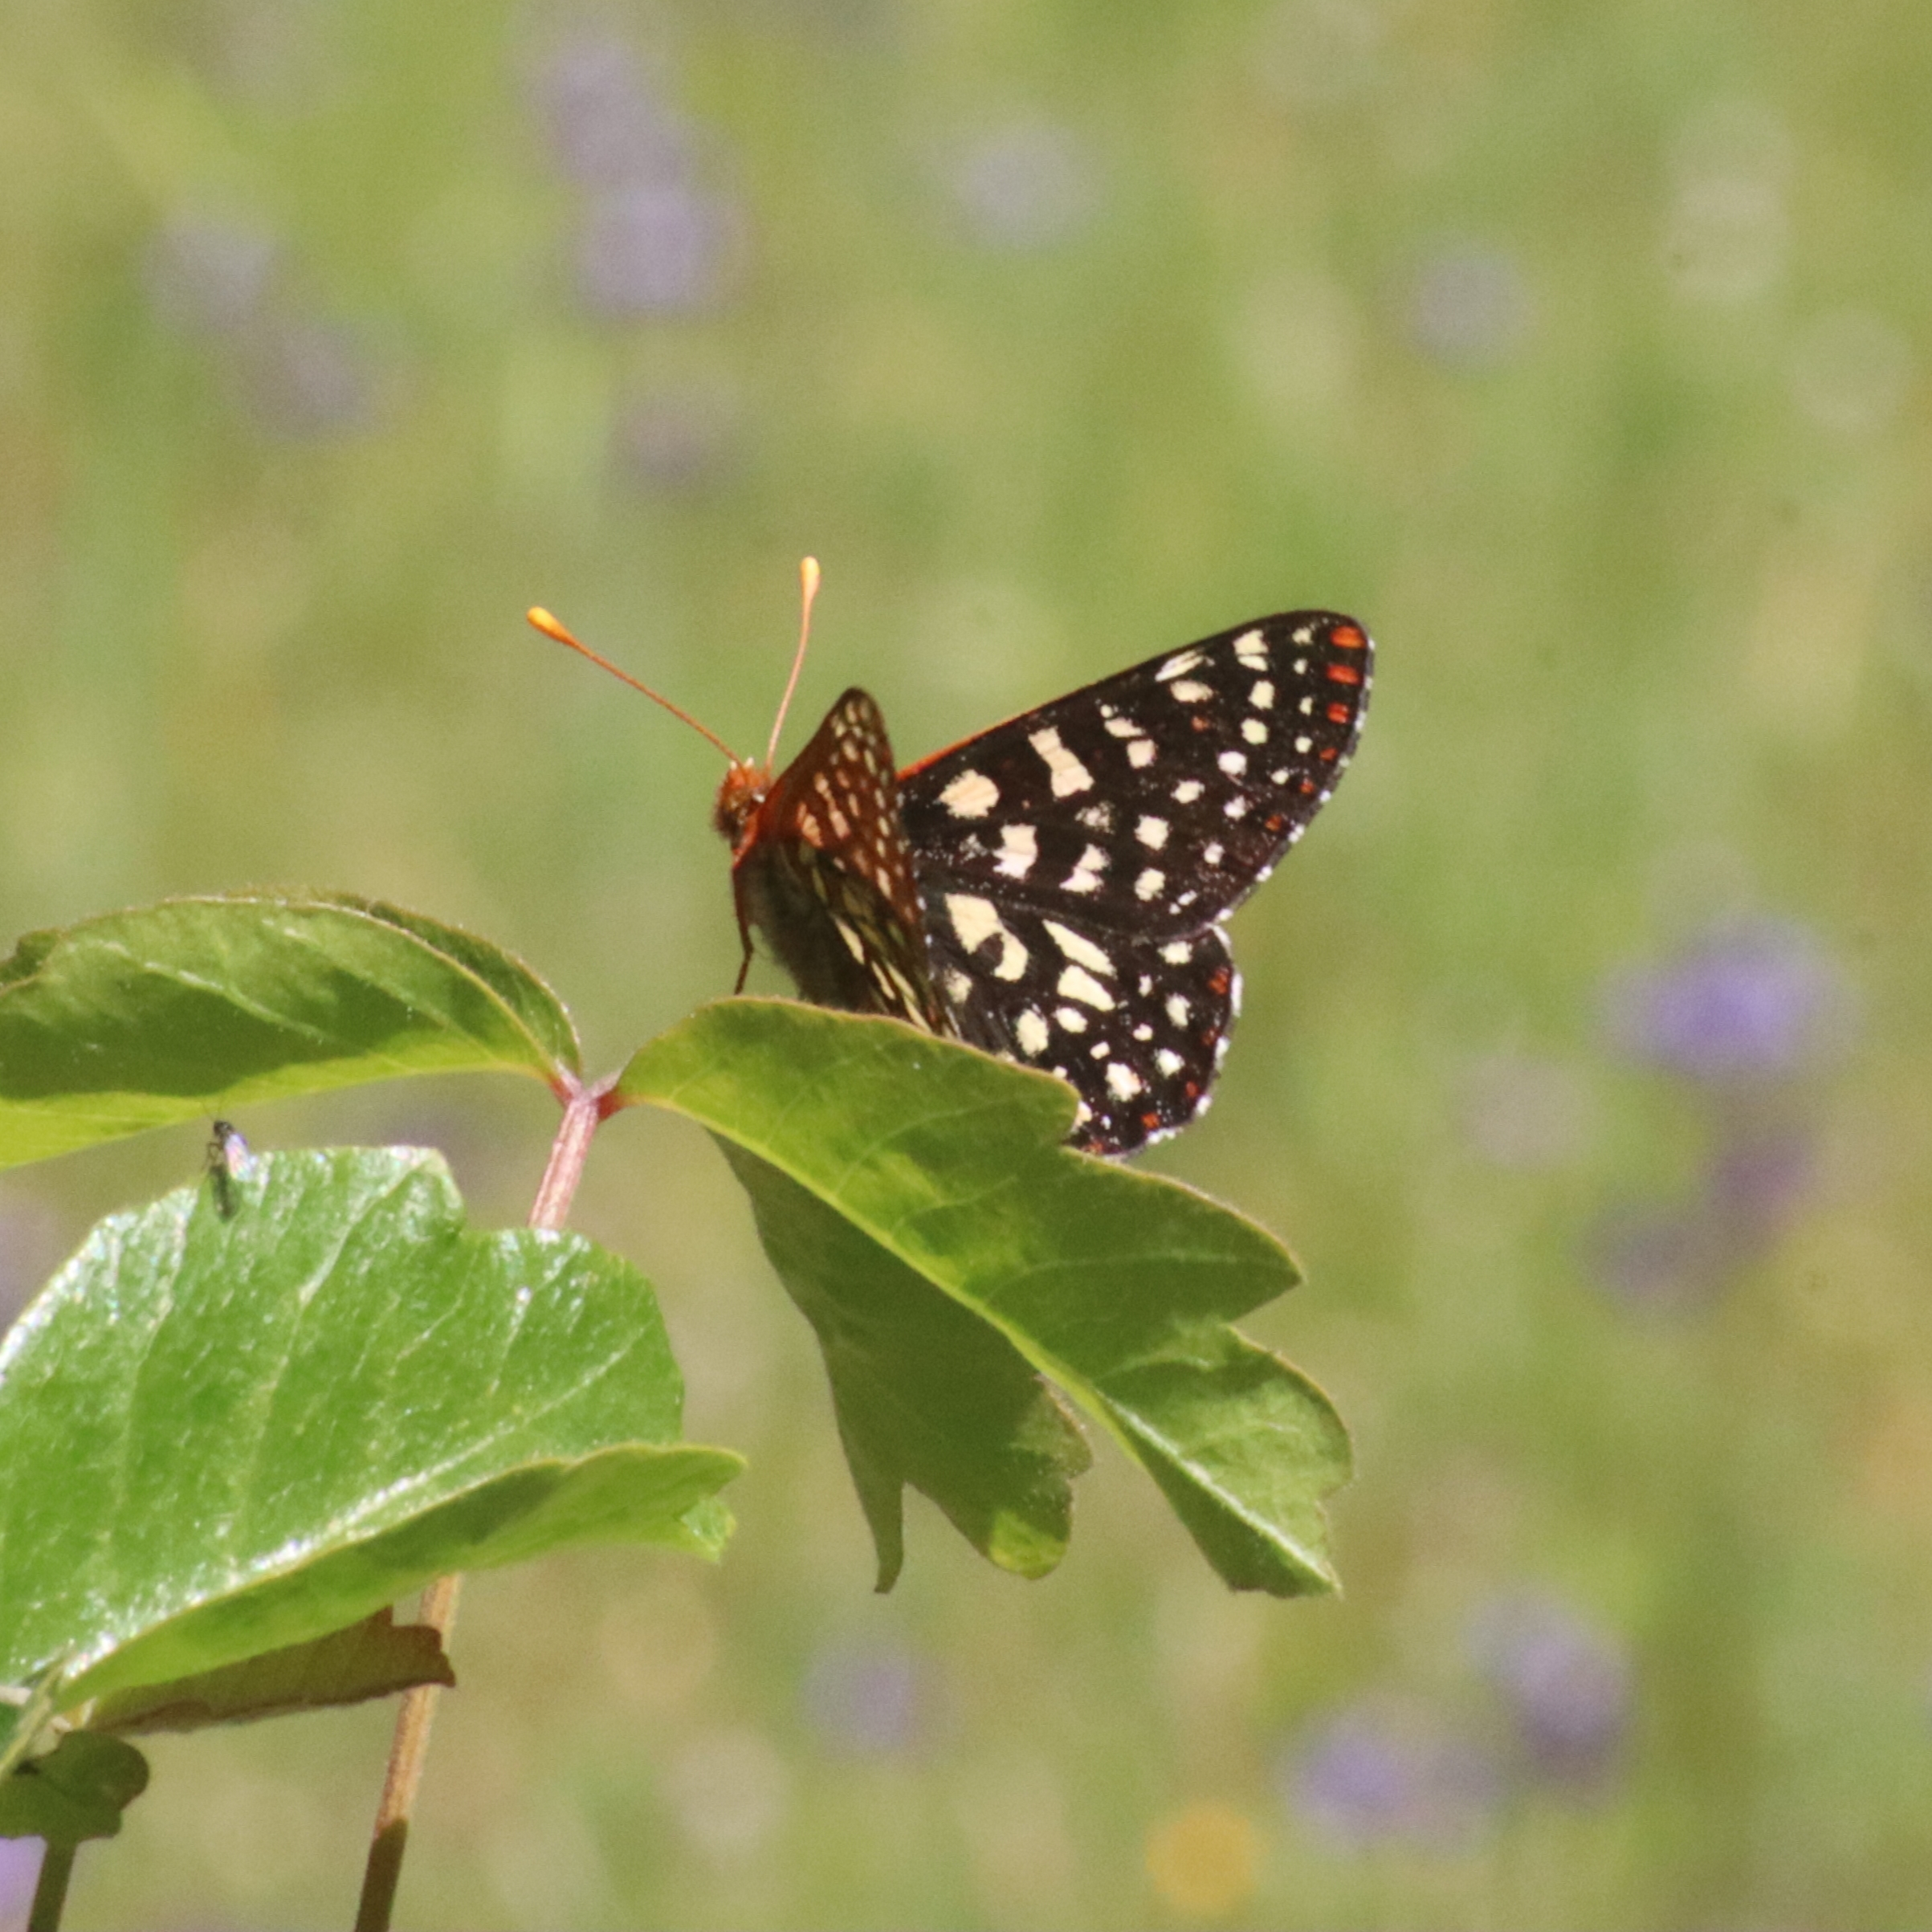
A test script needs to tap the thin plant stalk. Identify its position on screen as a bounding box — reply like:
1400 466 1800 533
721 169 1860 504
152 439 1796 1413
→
353 1077 609 1932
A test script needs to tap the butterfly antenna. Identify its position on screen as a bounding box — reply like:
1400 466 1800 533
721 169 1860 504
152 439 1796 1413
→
526 608 742 765
764 556 821 769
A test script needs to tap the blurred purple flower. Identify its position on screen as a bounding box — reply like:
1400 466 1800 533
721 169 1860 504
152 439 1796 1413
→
613 384 739 491
242 316 376 438
1587 1204 1715 1312
950 120 1098 251
1707 1123 1814 1241
1607 918 1846 1084
0 1836 35 1925
801 1642 926 1756
1469 1596 1630 1787
577 182 737 316
1286 1706 1498 1847
1410 244 1531 367
533 35 692 190
145 217 279 336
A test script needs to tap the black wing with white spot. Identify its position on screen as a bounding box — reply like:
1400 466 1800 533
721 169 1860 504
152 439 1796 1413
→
898 611 1372 1154
920 907 1240 1152
899 611 1371 937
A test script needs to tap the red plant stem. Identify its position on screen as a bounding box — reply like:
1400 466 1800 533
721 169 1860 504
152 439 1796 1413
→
353 1078 605 1932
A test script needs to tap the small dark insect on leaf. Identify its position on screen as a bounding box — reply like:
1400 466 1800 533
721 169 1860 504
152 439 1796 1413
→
205 1119 253 1219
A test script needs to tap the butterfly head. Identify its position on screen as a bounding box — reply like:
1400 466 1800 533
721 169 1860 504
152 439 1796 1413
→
712 758 774 855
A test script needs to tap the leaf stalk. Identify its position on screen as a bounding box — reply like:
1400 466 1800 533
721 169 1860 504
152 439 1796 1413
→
353 1078 606 1930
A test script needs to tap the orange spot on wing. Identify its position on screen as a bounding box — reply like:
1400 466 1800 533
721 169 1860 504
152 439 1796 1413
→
1326 702 1353 724
1329 626 1367 650
1325 662 1363 686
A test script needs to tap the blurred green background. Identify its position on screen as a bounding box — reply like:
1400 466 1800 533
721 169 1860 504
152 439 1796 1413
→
2 0 1929 1926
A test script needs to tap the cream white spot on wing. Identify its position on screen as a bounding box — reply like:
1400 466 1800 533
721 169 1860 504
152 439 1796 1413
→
1229 964 1243 1014
1166 993 1190 1025
939 769 999 819
1043 920 1115 975
1250 680 1275 709
944 969 972 1004
1172 779 1204 804
1077 802 1115 832
1127 738 1156 768
1218 749 1247 776
1270 769 1290 785
1225 797 1249 819
1062 843 1108 894
1233 627 1270 667
838 923 867 964
1014 1008 1051 1056
995 823 1037 878
1294 734 1313 753
1054 1005 1089 1033
1160 940 1192 964
1103 715 1143 739
1136 815 1168 850
797 809 821 840
1299 695 1315 715
1106 1061 1144 1099
1135 867 1165 901
1242 718 1268 744
1156 1048 1185 1076
992 931 1028 980
1133 1023 1153 1041
1292 626 1314 646
1156 649 1205 681
947 894 1003 953
1058 964 1115 1009
1203 842 1223 866
1089 1039 1111 1059
1029 726 1094 797
1169 679 1213 703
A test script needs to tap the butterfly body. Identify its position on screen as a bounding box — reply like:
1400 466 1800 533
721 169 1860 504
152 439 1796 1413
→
718 609 1373 1156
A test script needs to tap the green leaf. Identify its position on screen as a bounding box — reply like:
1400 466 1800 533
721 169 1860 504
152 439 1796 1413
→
0 1148 741 1706
0 895 581 1168
0 1733 149 1845
618 1001 1351 1596
0 1661 64 1783
88 1608 454 1737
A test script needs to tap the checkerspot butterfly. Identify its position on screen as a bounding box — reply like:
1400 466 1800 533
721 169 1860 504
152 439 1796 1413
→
530 563 1372 1155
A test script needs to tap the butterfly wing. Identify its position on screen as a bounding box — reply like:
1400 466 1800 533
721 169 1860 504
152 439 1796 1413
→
899 611 1372 1152
733 687 950 1032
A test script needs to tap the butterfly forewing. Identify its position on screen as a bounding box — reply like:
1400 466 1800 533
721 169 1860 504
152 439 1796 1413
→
897 611 1372 1154
731 688 949 1032
899 613 1369 936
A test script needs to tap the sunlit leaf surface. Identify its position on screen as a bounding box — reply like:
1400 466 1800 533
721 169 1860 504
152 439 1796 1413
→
0 1148 740 1706
621 1000 1349 1595
0 895 582 1167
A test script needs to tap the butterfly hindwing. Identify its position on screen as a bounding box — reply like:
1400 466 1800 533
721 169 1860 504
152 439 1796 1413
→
920 906 1239 1149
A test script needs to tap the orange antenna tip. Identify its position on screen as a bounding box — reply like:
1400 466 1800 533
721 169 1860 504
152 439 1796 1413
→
526 607 570 642
801 556 821 601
